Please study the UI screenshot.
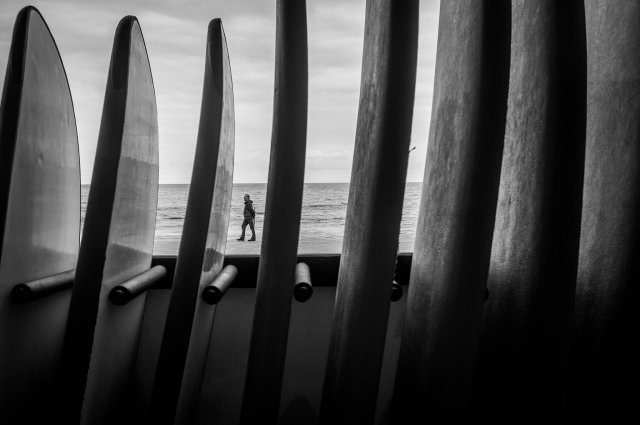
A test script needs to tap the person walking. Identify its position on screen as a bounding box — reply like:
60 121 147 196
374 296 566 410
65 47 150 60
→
237 193 256 241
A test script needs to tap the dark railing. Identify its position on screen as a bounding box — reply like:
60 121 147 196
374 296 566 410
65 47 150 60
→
109 266 167 306
11 270 76 303
293 262 313 303
201 265 238 305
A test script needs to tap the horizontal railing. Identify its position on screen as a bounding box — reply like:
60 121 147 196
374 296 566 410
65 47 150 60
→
149 253 413 292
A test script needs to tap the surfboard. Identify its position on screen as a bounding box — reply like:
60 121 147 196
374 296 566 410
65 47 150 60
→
318 1 418 424
148 18 234 425
56 16 159 425
472 2 586 423
569 2 640 422
239 1 308 423
390 1 511 423
0 7 80 424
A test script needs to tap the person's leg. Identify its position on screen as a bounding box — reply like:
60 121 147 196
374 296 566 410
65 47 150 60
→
248 219 256 241
238 220 247 240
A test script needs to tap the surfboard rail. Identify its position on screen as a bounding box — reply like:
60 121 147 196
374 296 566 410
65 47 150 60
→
108 265 167 305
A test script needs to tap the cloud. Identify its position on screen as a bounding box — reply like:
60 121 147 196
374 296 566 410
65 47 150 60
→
0 0 439 183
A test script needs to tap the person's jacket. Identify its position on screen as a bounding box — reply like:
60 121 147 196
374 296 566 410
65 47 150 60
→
243 200 255 220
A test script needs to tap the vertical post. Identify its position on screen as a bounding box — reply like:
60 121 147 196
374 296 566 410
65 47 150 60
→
319 1 419 423
391 1 511 423
569 1 640 422
473 1 586 423
239 0 307 423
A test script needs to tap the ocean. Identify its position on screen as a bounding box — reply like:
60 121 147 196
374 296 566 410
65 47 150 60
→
80 182 422 255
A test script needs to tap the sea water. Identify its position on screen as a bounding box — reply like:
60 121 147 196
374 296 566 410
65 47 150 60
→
81 182 422 255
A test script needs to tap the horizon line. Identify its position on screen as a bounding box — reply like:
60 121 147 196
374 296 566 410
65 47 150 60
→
79 181 425 185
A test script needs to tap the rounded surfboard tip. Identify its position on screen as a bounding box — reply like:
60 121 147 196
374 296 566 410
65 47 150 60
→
110 16 140 90
207 18 226 48
205 16 231 108
7 7 35 86
17 5 40 18
208 18 226 44
209 17 223 30
110 15 155 97
17 6 62 41
1 1 79 241
10 5 75 94
118 15 140 27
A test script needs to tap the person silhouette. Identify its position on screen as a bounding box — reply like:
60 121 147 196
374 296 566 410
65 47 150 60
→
237 193 256 241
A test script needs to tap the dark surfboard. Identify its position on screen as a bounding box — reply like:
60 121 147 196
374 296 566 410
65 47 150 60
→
57 16 159 425
472 2 586 423
390 1 511 423
318 1 419 424
569 2 640 422
239 1 308 423
147 19 234 425
0 7 80 424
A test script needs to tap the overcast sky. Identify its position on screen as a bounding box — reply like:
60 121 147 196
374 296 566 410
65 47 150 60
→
0 0 439 183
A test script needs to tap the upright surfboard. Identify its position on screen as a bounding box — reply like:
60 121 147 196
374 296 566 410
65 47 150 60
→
472 2 586 423
0 7 80 424
148 19 234 425
318 1 418 424
391 1 511 423
239 1 308 423
569 2 640 422
56 16 159 425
